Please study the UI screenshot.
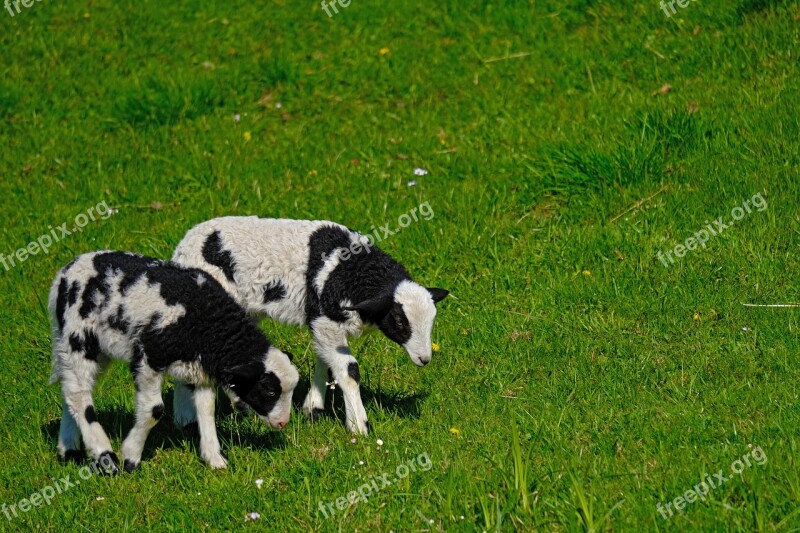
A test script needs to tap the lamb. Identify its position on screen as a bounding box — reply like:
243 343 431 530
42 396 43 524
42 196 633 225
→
48 251 299 471
172 216 448 435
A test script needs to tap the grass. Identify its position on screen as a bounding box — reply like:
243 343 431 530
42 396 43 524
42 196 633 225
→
1 0 799 530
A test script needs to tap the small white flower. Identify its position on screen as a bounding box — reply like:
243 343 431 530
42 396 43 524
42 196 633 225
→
376 439 384 446
413 168 428 176
95 496 105 501
359 460 364 465
351 438 357 444
429 519 434 524
233 113 241 122
460 515 465 520
742 326 750 331
275 102 282 109
407 180 417 187
255 479 264 488
245 512 261 521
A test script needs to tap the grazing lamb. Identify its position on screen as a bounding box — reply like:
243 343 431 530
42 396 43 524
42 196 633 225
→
172 216 448 435
48 251 299 471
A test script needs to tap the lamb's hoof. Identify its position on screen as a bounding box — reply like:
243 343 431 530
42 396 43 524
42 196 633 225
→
123 459 139 473
205 453 228 470
95 451 120 475
61 449 84 464
347 419 370 436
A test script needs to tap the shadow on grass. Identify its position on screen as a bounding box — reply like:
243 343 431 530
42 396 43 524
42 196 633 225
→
41 377 428 464
40 388 290 466
291 375 429 424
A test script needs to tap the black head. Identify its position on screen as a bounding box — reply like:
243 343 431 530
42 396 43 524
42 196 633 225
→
344 281 449 366
223 347 299 429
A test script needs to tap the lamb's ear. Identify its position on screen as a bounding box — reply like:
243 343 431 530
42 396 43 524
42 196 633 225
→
343 294 393 316
427 288 449 303
222 361 263 393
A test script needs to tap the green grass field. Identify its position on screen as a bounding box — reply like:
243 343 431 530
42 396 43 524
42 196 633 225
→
1 0 799 530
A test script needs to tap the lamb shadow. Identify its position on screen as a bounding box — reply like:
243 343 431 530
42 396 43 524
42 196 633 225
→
40 388 288 466
291 376 428 423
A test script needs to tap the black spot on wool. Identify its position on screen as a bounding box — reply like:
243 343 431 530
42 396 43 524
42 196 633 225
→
85 405 97 424
130 344 144 383
68 333 82 352
262 280 288 303
107 306 130 333
68 330 101 361
202 231 237 282
305 225 411 326
347 362 360 383
67 281 80 306
151 404 164 420
83 330 101 361
55 278 69 332
79 270 110 319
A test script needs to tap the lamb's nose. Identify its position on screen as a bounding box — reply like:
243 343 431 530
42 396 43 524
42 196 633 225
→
276 419 287 429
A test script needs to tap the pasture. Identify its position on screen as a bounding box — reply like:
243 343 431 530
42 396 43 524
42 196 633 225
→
1 0 799 530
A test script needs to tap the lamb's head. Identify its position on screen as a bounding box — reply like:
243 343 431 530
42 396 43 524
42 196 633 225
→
345 280 448 367
224 346 299 429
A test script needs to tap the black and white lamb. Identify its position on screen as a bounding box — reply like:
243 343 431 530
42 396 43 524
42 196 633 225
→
48 251 299 471
172 216 448 435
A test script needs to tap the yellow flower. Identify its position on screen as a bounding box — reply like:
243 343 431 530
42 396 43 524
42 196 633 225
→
693 313 700 321
308 170 318 176
379 47 390 55
244 131 252 142
432 342 440 352
450 427 460 435
582 270 591 277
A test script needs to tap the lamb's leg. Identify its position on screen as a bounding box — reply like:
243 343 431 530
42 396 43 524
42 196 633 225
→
120 365 164 472
57 397 82 462
302 358 329 420
172 380 197 428
193 385 227 469
310 317 369 435
60 357 118 473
